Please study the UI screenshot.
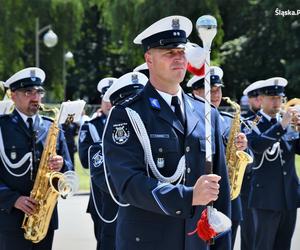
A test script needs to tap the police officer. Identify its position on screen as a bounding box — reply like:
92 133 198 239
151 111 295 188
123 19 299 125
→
0 67 73 250
78 77 116 250
90 78 115 120
187 66 248 249
103 16 231 250
240 80 264 250
246 77 300 250
243 80 264 119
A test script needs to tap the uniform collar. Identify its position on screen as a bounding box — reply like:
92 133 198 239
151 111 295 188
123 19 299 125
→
15 108 37 126
155 88 185 116
259 109 280 122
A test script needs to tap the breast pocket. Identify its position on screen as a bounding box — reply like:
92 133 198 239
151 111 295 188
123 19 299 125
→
149 138 180 172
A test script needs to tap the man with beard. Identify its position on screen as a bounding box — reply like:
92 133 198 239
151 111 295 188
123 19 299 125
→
0 67 73 250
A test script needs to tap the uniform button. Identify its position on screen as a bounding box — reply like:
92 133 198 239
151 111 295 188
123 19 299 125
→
247 175 251 180
283 171 287 176
276 132 280 136
187 168 191 174
135 237 140 242
186 146 190 152
282 160 285 164
158 148 163 153
256 184 260 188
176 210 182 215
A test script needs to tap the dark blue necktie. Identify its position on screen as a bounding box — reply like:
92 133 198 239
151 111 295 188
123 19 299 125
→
270 118 277 125
171 96 184 126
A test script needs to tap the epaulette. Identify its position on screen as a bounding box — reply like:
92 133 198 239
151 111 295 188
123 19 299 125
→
117 92 143 108
220 110 234 119
41 115 54 122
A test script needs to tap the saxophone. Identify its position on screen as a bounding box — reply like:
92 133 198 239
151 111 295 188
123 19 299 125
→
22 114 73 243
223 97 253 200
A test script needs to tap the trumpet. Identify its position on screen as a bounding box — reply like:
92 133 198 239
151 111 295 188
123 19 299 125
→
281 98 300 131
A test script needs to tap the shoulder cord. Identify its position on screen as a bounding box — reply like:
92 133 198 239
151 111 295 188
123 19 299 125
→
88 145 118 223
252 142 281 170
0 127 32 177
101 106 130 207
125 107 186 184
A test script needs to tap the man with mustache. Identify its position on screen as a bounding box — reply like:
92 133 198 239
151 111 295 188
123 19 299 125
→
103 16 231 250
0 67 73 250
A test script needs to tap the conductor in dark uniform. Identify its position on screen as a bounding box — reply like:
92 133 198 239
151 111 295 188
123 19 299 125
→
78 77 116 250
240 80 264 250
103 16 231 250
187 66 248 249
246 77 300 250
0 67 73 250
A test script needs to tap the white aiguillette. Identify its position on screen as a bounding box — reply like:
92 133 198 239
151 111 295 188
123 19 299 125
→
0 100 14 115
57 100 86 124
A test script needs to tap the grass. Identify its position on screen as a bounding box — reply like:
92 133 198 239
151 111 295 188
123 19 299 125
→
296 155 300 178
74 152 91 191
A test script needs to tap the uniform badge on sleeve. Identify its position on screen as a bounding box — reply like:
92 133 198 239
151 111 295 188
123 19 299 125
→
79 130 87 143
112 123 130 145
92 149 103 168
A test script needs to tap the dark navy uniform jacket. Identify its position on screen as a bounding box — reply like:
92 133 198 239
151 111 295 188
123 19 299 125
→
246 111 300 210
78 115 118 218
103 83 231 250
219 111 243 222
0 109 73 233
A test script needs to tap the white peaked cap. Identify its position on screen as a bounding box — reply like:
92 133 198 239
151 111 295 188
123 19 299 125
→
103 72 148 102
133 63 148 72
5 67 45 90
243 80 265 96
97 77 117 94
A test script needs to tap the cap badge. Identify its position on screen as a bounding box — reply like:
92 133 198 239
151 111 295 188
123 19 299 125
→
108 79 114 86
30 70 37 81
172 18 180 30
274 79 278 89
210 68 215 75
131 74 139 84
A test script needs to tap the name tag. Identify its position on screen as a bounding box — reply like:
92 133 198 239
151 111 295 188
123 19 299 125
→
150 134 170 139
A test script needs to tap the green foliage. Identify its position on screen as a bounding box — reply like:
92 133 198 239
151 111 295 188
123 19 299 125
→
0 0 299 102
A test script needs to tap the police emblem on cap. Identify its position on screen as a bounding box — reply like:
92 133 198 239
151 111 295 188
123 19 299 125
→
131 74 139 84
91 148 103 168
108 79 114 86
30 70 37 81
112 123 130 145
172 18 180 29
274 79 278 89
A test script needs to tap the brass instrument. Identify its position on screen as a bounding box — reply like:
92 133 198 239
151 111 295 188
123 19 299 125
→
22 113 73 243
223 97 253 200
282 98 300 131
